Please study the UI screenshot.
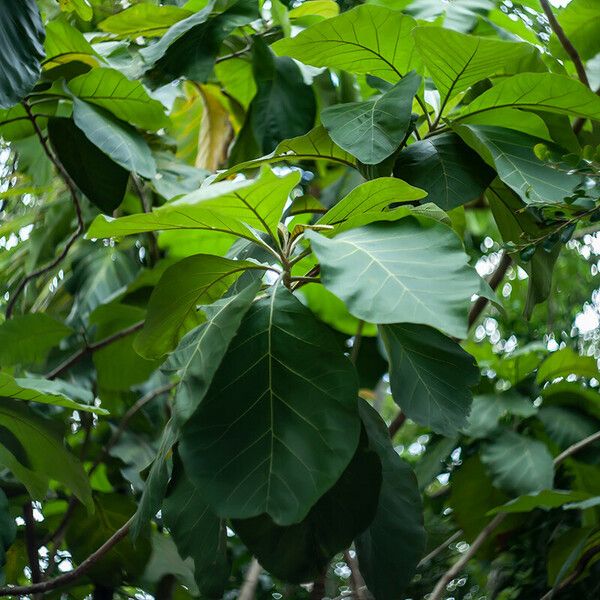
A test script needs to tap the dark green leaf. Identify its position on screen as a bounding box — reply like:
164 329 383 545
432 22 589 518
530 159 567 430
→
488 490 592 515
0 488 16 584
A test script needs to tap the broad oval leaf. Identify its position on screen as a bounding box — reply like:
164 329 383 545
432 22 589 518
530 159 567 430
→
179 285 361 525
272 5 421 82
355 400 426 600
321 72 421 165
380 323 480 436
0 0 45 108
307 218 483 338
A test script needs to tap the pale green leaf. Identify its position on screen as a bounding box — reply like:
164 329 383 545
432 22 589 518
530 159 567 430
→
536 347 599 383
99 4 192 38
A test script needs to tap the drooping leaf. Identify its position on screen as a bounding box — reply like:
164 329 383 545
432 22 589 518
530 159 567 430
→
413 27 541 108
355 400 426 600
0 0 45 108
0 313 72 367
393 131 495 210
48 117 129 214
135 255 265 359
380 323 479 436
250 37 316 154
163 279 261 425
99 4 192 39
272 5 421 82
0 399 92 507
72 99 156 178
68 68 170 131
317 177 427 232
455 73 600 122
321 72 421 165
481 429 554 495
232 426 381 583
457 125 584 205
536 347 599 383
307 218 483 338
163 457 230 598
178 285 361 525
488 490 592 515
0 373 106 415
87 168 300 246
195 84 232 171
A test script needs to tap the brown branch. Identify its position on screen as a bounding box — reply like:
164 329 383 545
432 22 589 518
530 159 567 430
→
5 102 84 318
344 550 369 600
539 0 589 88
418 530 463 568
0 518 133 597
23 502 42 594
387 412 406 438
554 429 600 466
45 321 144 380
238 558 262 600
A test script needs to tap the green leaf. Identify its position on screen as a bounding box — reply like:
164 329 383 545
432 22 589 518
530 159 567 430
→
355 400 426 600
250 38 316 154
0 399 92 507
306 218 483 338
87 167 300 246
0 487 15 584
141 0 259 84
414 434 459 491
232 427 381 583
380 323 479 436
72 99 156 179
163 457 229 598
393 132 495 210
463 392 537 438
179 285 361 525
481 429 554 495
163 279 261 425
539 406 599 449
321 72 421 165
0 0 45 108
68 68 170 131
272 5 421 82
488 490 592 515
135 255 265 359
43 20 99 71
318 177 426 232
58 0 93 21
551 0 600 61
48 117 129 214
0 373 106 415
457 125 584 205
536 348 599 383
455 73 600 122
413 27 541 109
0 313 72 367
406 0 494 32
99 4 192 39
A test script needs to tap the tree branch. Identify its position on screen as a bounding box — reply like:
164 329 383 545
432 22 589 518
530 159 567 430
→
0 518 132 597
5 102 84 318
387 411 406 438
539 0 589 88
554 429 600 466
238 558 262 600
23 502 42 594
417 530 463 568
45 321 144 380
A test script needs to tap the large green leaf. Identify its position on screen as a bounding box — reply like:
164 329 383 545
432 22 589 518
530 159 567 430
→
0 0 45 108
380 323 479 436
393 132 495 210
318 177 426 232
457 125 584 205
99 4 192 39
72 99 156 178
0 313 72 367
536 348 599 384
48 117 129 214
355 400 426 600
306 218 483 338
179 285 361 525
163 457 229 598
163 280 260 425
0 399 92 507
481 429 554 495
272 5 420 82
87 167 300 246
135 255 264 359
232 427 381 583
321 72 421 165
551 0 600 61
0 488 16 584
0 373 106 415
68 68 170 131
455 73 600 122
488 490 593 515
406 0 494 32
413 27 541 109
250 38 316 154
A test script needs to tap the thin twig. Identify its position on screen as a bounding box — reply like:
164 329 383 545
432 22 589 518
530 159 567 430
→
417 530 463 568
344 550 369 600
554 429 600 466
215 44 252 64
131 174 159 266
539 0 589 88
238 558 262 600
387 411 406 438
350 321 365 364
23 502 42 595
0 518 133 597
6 102 84 318
45 321 144 380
